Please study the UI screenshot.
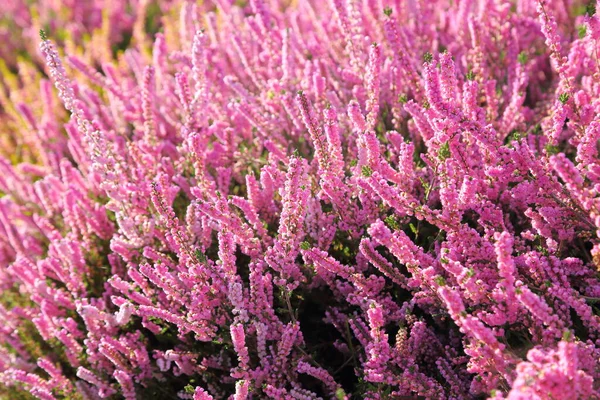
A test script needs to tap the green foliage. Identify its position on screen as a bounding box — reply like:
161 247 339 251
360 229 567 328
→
545 143 560 155
588 2 597 16
438 142 451 160
384 215 400 231
336 388 348 400
466 69 475 81
558 92 570 104
409 222 418 236
144 1 163 36
0 387 38 400
184 384 195 394
195 249 207 263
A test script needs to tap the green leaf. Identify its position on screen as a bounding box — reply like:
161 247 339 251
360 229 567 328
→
558 92 569 104
423 52 433 63
385 215 400 230
434 276 446 286
545 144 560 155
195 249 207 263
184 385 195 394
409 222 418 235
588 3 597 16
509 131 523 142
438 142 451 160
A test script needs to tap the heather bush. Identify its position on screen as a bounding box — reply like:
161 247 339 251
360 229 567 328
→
1 0 600 399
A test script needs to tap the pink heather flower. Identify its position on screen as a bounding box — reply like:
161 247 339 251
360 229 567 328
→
193 387 214 400
506 341 596 400
265 156 310 287
297 91 333 174
439 51 459 103
230 323 250 370
76 367 115 397
38 39 78 117
347 100 367 132
516 283 565 339
493 231 519 317
536 0 569 81
297 361 339 395
233 380 249 400
365 43 382 131
113 370 136 400
115 301 134 326
141 66 157 143
424 59 451 115
2 2 600 399
438 286 466 318
577 120 600 167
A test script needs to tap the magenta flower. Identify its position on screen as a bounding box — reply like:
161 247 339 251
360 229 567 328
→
1 0 600 399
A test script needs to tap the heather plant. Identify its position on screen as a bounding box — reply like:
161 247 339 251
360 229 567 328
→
2 0 600 399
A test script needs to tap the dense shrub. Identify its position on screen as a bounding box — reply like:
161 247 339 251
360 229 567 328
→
1 0 600 399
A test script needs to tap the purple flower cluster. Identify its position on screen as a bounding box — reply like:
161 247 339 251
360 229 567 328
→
1 0 600 398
